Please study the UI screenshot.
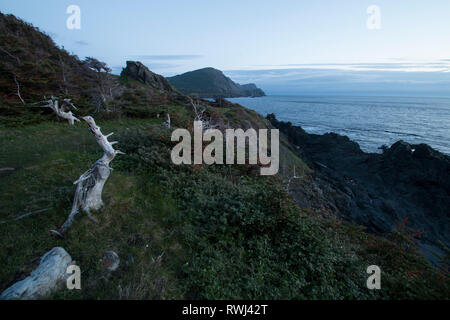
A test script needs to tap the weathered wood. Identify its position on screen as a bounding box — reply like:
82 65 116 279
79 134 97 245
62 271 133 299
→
44 98 80 125
0 247 73 300
53 116 124 235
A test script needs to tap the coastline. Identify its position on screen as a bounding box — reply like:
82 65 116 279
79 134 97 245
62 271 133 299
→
228 95 450 155
267 113 450 263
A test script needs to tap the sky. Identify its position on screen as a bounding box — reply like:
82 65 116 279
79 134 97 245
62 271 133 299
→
1 0 450 95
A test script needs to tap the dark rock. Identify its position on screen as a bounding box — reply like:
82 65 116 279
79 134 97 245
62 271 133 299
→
239 83 266 97
121 61 176 93
268 115 450 262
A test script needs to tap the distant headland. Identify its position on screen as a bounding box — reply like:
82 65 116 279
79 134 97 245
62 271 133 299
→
167 67 265 98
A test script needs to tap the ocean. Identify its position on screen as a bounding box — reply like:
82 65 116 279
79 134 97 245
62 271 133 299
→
228 95 450 155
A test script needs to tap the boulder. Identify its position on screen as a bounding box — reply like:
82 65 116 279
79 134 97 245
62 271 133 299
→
103 251 120 272
121 61 175 92
0 247 73 300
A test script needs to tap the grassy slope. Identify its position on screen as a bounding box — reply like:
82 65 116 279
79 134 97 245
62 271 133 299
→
2 11 447 300
0 105 448 299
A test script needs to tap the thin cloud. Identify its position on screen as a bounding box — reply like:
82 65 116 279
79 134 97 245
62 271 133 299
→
129 55 203 61
74 40 89 46
224 67 450 95
239 61 450 73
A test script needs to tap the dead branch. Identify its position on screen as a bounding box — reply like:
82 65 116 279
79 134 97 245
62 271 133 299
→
43 97 80 125
0 45 21 64
188 97 218 130
13 74 25 104
285 166 302 191
0 208 49 225
163 113 171 128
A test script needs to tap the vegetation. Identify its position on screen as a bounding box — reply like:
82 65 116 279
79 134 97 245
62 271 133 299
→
0 112 448 299
0 12 448 300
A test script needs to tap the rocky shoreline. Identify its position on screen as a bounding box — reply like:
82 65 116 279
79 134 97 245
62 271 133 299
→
268 114 449 262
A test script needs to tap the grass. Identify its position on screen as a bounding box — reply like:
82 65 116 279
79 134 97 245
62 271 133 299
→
0 117 184 299
0 112 448 300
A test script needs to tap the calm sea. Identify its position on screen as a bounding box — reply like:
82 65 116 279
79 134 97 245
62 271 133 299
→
228 95 450 155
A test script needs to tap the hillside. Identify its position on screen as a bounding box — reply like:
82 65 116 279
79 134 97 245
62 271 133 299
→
167 67 265 98
0 13 96 121
0 13 448 300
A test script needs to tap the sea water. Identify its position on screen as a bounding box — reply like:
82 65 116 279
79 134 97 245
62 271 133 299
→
229 95 450 154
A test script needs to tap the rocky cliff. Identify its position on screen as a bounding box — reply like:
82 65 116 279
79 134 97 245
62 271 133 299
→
121 61 176 93
268 114 450 262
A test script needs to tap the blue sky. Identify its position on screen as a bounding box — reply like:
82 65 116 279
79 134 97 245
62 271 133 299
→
1 0 450 95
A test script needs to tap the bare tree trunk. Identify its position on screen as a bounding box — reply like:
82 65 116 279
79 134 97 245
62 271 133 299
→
13 74 25 104
58 54 68 95
52 116 124 236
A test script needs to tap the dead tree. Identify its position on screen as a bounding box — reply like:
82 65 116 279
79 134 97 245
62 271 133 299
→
84 57 114 112
285 166 301 191
188 97 217 130
58 53 68 95
43 97 80 125
51 116 124 236
13 74 25 104
163 113 171 128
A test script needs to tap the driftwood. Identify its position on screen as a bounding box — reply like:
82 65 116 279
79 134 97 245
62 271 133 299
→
0 247 73 300
52 116 124 236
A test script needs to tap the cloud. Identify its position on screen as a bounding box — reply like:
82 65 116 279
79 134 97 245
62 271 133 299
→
236 61 450 73
129 55 203 61
224 66 450 96
74 40 89 46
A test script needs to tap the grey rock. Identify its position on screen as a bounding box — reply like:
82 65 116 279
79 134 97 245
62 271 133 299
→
103 251 120 272
121 61 175 92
